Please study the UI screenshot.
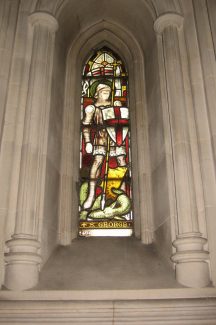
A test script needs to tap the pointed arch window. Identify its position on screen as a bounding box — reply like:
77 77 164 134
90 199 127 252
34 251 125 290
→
79 47 133 236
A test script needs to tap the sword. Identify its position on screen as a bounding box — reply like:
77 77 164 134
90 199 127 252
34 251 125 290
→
101 60 118 210
101 135 110 210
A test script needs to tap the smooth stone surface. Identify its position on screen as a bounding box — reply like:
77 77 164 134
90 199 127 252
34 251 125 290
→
36 237 181 290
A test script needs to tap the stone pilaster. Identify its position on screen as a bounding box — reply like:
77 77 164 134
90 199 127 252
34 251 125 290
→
154 13 210 287
4 12 58 290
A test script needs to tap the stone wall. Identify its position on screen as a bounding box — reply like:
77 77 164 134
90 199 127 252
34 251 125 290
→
0 0 215 291
39 34 66 265
146 40 173 264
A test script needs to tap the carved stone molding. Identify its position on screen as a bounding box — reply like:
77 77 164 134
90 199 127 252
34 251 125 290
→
154 12 184 35
4 11 58 291
172 233 210 287
1 289 216 324
4 236 41 290
28 11 58 32
154 11 210 287
59 20 154 245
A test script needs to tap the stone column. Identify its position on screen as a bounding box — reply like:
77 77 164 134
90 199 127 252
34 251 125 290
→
4 12 58 290
154 13 210 287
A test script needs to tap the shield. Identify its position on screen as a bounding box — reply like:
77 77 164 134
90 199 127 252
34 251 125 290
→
102 106 129 146
91 66 114 76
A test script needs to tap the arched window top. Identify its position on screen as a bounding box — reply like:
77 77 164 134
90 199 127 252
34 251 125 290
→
79 47 132 237
83 47 127 77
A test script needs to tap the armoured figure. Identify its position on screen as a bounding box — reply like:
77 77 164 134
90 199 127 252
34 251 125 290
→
82 83 128 210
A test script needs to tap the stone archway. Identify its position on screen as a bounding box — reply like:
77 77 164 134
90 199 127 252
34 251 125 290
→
1 0 213 290
58 20 154 246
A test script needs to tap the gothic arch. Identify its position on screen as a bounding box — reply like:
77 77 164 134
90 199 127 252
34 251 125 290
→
35 0 182 20
58 20 154 244
34 0 182 59
1 0 214 291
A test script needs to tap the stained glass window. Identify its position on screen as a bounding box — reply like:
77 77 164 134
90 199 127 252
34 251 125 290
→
79 47 133 237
